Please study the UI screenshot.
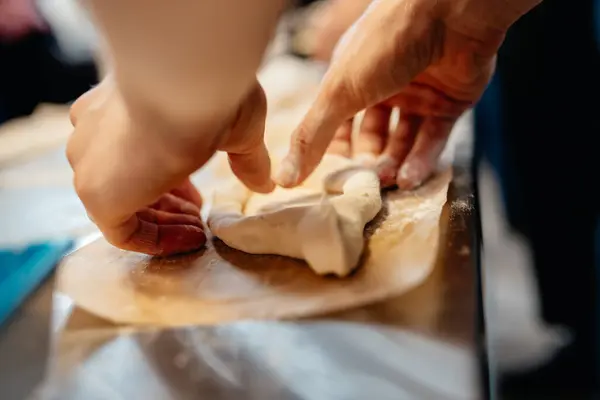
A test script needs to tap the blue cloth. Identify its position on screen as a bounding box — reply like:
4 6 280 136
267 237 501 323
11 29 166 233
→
0 240 72 327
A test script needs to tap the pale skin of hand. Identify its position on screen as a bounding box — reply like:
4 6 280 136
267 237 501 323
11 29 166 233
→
68 77 272 256
275 0 541 190
68 0 284 256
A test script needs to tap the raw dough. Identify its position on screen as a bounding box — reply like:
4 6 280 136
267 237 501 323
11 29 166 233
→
208 155 382 277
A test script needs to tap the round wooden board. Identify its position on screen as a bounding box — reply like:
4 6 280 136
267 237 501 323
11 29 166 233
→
57 170 451 327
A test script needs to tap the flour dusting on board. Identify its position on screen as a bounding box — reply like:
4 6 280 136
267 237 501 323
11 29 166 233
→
373 171 451 239
450 195 474 220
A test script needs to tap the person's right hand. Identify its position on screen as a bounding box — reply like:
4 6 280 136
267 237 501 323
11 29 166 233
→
276 0 540 189
68 77 273 256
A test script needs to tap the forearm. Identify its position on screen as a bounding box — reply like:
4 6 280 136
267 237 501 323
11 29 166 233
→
84 0 284 143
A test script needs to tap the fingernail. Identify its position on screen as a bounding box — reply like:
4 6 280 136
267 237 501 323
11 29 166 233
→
375 155 396 169
398 163 413 180
397 162 423 189
255 179 276 194
375 155 398 188
275 157 300 187
180 228 207 251
375 155 396 176
354 153 378 167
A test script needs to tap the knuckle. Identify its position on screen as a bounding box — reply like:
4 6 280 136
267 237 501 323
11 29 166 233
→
430 120 454 140
422 88 437 105
430 95 446 112
103 233 125 249
409 97 425 113
73 174 93 203
68 104 79 127
222 83 267 155
65 138 78 168
252 83 267 110
69 92 90 127
322 75 362 115
333 120 353 140
292 125 313 156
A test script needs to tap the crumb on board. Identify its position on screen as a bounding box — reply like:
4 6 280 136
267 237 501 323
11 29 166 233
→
450 197 474 215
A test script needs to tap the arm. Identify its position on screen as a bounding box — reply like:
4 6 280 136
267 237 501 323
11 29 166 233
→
67 0 284 255
86 0 285 147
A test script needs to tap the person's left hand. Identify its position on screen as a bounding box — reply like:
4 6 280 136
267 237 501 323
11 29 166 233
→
275 0 510 190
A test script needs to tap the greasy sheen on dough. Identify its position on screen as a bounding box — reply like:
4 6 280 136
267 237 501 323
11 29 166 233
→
207 155 382 277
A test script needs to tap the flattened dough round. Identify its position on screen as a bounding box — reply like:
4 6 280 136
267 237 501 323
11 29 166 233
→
57 169 452 327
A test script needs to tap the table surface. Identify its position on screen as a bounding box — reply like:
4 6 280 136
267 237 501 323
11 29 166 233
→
0 160 480 400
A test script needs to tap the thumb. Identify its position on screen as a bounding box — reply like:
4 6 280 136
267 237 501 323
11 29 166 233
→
275 0 438 187
221 82 275 194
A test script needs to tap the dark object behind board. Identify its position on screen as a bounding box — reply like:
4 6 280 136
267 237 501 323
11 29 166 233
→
475 0 600 398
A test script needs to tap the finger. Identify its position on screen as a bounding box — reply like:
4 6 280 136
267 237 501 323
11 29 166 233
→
149 193 200 216
354 104 391 160
67 80 112 166
105 213 206 256
223 83 275 194
69 79 112 126
326 118 353 157
275 1 436 187
137 208 203 228
384 84 470 118
169 179 203 208
69 89 95 126
396 117 455 190
228 143 274 193
376 114 421 187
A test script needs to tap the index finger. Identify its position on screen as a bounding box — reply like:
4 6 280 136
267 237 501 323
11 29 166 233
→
102 209 206 256
274 0 437 187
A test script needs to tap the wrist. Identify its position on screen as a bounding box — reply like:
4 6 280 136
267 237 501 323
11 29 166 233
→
119 81 237 177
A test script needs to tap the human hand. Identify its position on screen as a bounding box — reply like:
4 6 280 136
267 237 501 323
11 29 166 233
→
68 77 273 256
276 0 540 189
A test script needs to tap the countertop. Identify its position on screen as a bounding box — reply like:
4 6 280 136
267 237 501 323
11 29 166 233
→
0 162 481 400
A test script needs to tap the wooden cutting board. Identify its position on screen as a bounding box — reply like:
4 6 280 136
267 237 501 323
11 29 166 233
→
57 169 451 327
